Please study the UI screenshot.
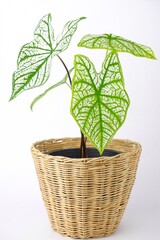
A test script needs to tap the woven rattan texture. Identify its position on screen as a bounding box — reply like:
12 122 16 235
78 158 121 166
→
31 138 141 238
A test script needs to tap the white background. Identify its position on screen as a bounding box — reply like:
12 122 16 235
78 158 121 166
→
0 0 160 239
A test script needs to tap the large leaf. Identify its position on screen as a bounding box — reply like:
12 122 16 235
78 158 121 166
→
53 17 86 55
78 34 156 59
10 14 85 100
71 52 130 154
10 14 54 100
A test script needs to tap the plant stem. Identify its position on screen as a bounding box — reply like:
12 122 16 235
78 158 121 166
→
57 54 87 158
57 55 72 86
80 131 88 158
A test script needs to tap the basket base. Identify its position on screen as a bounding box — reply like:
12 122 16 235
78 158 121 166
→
31 138 142 239
51 224 119 239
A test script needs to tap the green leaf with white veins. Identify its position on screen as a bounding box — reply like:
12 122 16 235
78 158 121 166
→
71 52 130 154
10 14 85 100
53 17 86 55
10 14 54 100
78 34 156 59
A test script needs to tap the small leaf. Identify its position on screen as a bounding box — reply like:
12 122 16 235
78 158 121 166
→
10 14 54 100
30 67 74 110
53 17 86 55
78 34 156 59
71 52 130 154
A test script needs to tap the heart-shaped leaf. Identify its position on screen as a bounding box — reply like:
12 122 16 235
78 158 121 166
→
10 14 54 100
78 34 156 59
71 52 130 154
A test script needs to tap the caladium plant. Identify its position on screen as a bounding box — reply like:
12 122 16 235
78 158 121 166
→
10 13 156 157
10 14 85 100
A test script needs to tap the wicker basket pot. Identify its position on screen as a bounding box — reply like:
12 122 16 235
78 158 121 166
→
31 138 141 239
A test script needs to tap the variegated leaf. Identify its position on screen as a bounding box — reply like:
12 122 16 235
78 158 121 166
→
10 14 54 100
71 52 130 154
10 14 85 100
53 17 86 55
78 34 156 59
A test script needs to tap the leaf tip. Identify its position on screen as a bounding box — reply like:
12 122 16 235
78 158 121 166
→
152 54 157 60
97 145 105 156
77 37 86 47
77 42 82 47
80 16 87 20
9 94 14 102
30 99 36 111
48 13 52 20
30 104 33 111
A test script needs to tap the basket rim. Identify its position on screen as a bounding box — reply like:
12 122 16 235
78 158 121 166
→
31 137 142 162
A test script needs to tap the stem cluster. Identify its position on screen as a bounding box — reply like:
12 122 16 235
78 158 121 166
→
57 55 87 158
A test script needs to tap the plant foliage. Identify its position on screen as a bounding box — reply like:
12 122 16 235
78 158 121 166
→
70 34 156 154
78 34 156 59
70 52 130 154
10 14 85 100
10 14 156 156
